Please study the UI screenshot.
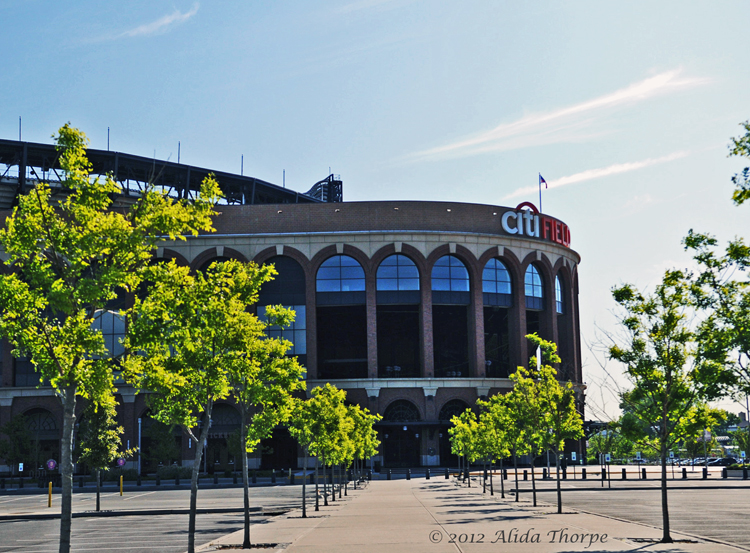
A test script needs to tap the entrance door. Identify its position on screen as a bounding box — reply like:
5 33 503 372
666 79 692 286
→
383 427 420 467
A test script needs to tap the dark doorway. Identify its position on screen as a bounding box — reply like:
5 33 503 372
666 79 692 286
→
484 306 510 377
433 305 469 377
261 427 298 470
377 305 420 378
382 426 421 467
317 305 368 379
438 430 458 467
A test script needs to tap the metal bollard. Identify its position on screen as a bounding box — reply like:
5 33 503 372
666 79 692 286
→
622 468 627 480
426 468 430 480
503 469 508 480
156 475 161 486
252 471 257 484
523 470 528 481
682 468 687 479
0 478 4 489
562 467 567 480
722 468 728 479
19 477 23 489
601 468 606 480
744 467 748 480
406 469 411 480
388 469 392 480
445 468 450 479
214 473 219 485
582 468 587 480
271 471 276 484
137 476 142 486
176 475 180 486
642 468 647 479
542 468 547 479
79 477 84 488
290 472 294 485
367 470 372 481
702 467 708 480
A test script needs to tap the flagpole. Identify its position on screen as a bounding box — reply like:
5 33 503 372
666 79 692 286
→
538 173 542 213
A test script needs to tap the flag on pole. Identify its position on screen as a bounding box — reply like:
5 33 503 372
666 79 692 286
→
539 174 548 188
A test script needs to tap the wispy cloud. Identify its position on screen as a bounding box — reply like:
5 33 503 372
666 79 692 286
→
504 151 689 199
110 3 199 40
405 70 709 162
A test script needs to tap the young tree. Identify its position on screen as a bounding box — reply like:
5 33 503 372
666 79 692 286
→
143 420 181 468
123 259 275 553
76 399 135 511
609 271 726 543
476 394 513 498
0 125 219 553
0 415 31 476
449 409 479 487
226 302 305 549
527 335 584 514
347 404 381 487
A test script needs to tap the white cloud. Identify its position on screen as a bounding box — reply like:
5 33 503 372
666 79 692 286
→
504 151 689 199
405 70 709 162
115 3 199 39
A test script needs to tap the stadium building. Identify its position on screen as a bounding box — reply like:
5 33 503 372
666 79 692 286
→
0 139 582 473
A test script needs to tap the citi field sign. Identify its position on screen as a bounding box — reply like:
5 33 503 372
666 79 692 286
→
501 202 571 248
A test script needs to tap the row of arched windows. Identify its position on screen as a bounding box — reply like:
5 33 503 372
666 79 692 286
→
315 253 565 312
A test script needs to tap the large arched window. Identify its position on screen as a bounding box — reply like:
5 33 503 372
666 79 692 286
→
383 400 421 422
525 264 544 310
555 275 564 314
438 399 470 422
316 255 365 292
377 255 419 291
482 258 512 307
431 255 469 292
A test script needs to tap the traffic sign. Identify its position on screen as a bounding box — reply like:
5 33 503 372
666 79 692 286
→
571 452 577 461
742 451 746 459
605 453 611 463
18 463 23 472
46 459 57 470
669 451 674 459
117 458 126 467
636 451 642 460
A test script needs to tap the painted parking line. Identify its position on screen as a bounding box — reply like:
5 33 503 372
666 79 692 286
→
122 491 156 501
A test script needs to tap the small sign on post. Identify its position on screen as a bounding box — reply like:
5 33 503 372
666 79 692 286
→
46 459 57 471
571 452 577 462
605 453 611 463
18 463 23 472
741 451 746 459
669 451 675 460
636 452 642 461
117 458 126 467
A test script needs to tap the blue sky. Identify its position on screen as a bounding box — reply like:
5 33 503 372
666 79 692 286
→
2 1 749 418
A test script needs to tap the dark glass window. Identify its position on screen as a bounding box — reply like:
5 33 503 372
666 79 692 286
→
484 306 510 377
438 399 470 421
316 255 365 292
525 264 544 310
383 400 421 422
433 305 469 377
259 256 306 306
555 275 564 314
377 255 420 291
317 305 368 379
483 259 512 307
431 255 469 292
377 305 420 378
258 305 307 357
92 310 126 358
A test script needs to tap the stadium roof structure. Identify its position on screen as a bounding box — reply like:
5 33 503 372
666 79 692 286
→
0 139 342 209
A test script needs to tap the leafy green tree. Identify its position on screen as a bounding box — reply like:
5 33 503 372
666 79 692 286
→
587 424 636 463
76 400 135 511
477 394 513 498
527 335 584 514
0 415 31 476
123 259 274 553
609 271 726 543
347 403 381 489
730 429 750 460
226 300 305 548
0 124 219 553
729 120 750 205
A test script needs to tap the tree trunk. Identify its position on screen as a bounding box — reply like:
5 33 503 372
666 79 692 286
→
513 451 519 502
530 456 537 507
499 459 505 499
59 384 77 553
240 403 251 549
330 463 336 502
95 469 101 512
323 458 328 506
555 447 562 514
302 448 308 518
660 448 672 543
314 456 319 512
483 458 487 494
188 406 213 553
489 460 494 496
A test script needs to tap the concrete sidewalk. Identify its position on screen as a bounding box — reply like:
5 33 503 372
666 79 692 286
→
198 478 745 553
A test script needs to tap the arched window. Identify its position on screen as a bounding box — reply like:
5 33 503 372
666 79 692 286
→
431 255 469 292
555 275 564 314
438 400 470 422
483 258 512 307
525 264 544 310
377 255 419 291
316 255 365 292
383 400 421 422
199 256 231 272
